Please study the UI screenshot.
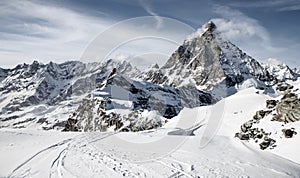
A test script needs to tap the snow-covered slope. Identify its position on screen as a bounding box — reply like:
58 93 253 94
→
2 82 300 177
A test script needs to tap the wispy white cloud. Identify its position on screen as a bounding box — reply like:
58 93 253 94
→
0 0 192 68
138 0 163 29
212 5 270 43
229 0 300 11
278 4 300 11
0 0 113 68
210 5 293 64
80 16 194 67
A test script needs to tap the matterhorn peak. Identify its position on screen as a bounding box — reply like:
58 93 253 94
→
204 21 216 32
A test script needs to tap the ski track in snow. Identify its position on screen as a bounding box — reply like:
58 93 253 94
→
9 138 73 178
6 128 300 178
8 132 154 178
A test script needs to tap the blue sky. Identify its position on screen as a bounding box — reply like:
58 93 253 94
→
1 0 300 68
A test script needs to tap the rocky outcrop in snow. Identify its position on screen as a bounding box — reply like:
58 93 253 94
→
63 96 164 132
282 128 297 138
273 92 300 123
235 83 300 149
94 71 213 119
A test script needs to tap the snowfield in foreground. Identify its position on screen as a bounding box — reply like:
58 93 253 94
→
1 85 300 178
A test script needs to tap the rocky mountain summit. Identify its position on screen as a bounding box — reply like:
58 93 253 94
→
142 22 297 91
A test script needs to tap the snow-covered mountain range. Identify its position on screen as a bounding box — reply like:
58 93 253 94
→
1 21 300 177
141 22 297 89
0 21 299 131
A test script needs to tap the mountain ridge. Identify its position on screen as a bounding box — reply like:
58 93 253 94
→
141 21 297 90
0 21 299 130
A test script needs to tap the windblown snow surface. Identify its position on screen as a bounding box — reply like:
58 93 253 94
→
1 79 300 178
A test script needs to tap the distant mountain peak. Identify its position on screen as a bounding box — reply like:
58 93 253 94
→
204 21 217 32
141 20 298 89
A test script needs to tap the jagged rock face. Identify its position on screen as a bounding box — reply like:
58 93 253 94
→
0 60 138 115
63 97 163 132
142 21 297 90
0 58 213 129
235 112 277 150
64 97 123 132
162 28 225 87
1 21 299 131
259 138 276 150
282 128 297 138
0 67 9 82
151 22 226 88
216 37 268 85
143 21 273 89
274 92 300 123
276 82 294 92
262 62 297 82
266 100 278 109
99 74 212 118
253 110 272 120
62 66 213 132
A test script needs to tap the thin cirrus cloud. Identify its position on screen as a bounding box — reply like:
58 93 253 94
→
0 0 189 68
278 4 300 11
0 0 299 68
209 5 292 64
138 0 163 29
228 0 300 10
210 2 300 66
211 5 270 43
0 0 113 68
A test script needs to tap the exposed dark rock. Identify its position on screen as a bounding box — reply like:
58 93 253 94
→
236 109 277 150
276 83 294 92
282 129 297 138
259 138 276 150
37 118 49 124
62 118 78 131
205 21 217 32
241 120 253 132
235 132 250 140
275 92 300 123
266 100 278 109
12 118 36 127
253 110 272 120
236 86 300 150
281 92 298 101
63 98 163 132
